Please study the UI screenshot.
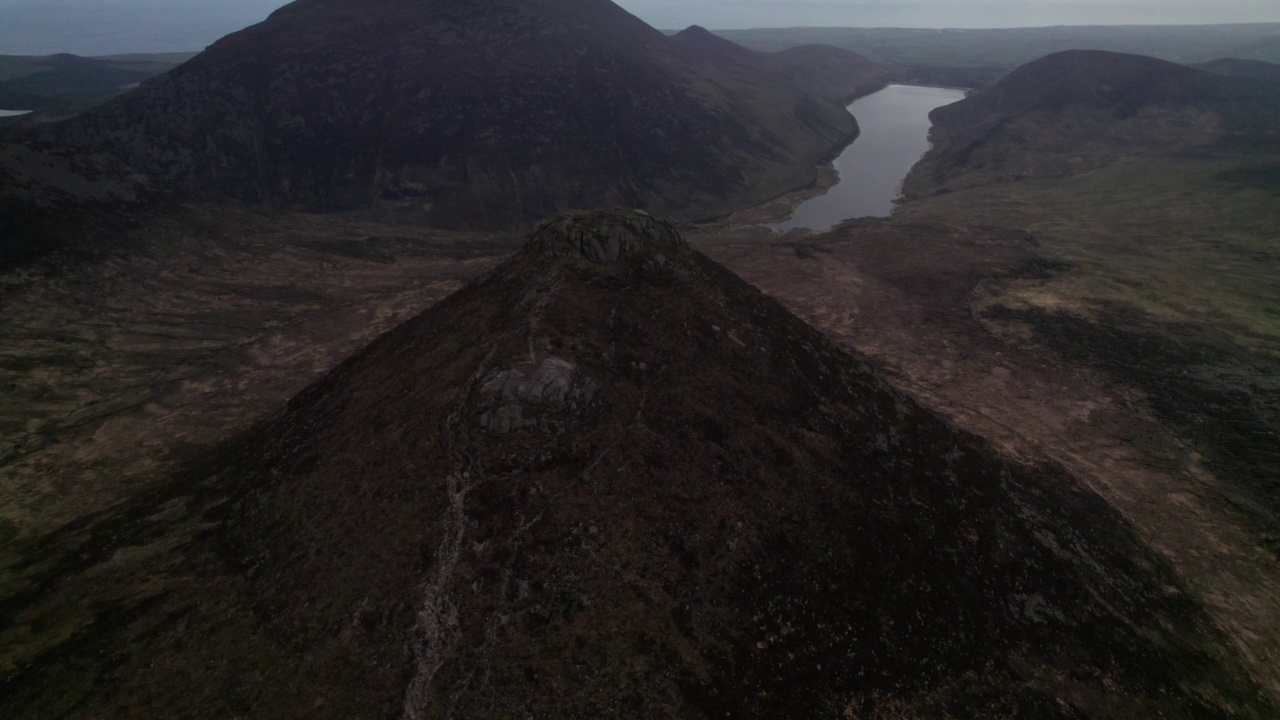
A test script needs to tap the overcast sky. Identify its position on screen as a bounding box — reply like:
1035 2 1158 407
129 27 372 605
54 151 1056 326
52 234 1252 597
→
1 0 1278 55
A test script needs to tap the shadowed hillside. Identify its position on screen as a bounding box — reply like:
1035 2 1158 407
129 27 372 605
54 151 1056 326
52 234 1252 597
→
8 0 888 233
903 50 1280 198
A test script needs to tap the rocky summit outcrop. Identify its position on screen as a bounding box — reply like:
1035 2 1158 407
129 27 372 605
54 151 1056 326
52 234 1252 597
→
903 49 1280 198
14 0 889 229
525 208 686 264
49 209 1257 718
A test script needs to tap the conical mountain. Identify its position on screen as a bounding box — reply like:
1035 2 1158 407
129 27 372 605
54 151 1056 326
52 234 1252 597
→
904 49 1280 197
28 0 888 228
182 210 1268 717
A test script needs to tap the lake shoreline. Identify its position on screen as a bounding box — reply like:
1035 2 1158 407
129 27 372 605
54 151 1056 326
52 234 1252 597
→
758 84 966 232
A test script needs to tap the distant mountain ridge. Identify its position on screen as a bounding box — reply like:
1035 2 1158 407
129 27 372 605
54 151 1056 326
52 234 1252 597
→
1194 57 1280 82
903 49 1280 198
15 0 889 229
0 54 163 111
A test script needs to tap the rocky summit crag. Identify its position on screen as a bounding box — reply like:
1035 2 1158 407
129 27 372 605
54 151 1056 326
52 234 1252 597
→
14 210 1262 718
6 0 888 230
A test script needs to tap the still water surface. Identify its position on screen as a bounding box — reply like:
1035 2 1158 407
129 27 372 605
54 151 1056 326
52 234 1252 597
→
771 84 967 231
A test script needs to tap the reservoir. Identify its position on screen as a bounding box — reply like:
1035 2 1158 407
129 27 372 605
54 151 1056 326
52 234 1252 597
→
0 110 32 117
771 84 967 231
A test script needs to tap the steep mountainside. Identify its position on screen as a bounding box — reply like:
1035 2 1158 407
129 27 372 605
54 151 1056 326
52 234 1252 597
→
14 0 888 229
21 209 1267 718
903 50 1280 198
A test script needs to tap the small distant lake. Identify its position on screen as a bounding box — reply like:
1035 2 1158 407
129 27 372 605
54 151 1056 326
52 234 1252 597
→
771 84 967 231
0 110 32 117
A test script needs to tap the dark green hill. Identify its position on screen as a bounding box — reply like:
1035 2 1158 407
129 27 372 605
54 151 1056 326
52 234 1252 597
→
904 50 1280 198
18 0 888 230
0 53 189 111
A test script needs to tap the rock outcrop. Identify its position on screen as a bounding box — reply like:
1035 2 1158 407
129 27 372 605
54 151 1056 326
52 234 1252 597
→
525 208 687 265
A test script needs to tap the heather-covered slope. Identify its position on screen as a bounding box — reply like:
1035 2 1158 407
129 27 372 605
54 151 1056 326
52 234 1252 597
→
76 210 1259 717
17 0 888 229
0 210 1271 717
903 49 1280 198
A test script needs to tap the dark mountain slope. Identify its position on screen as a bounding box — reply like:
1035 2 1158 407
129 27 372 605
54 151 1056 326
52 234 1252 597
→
47 210 1261 717
20 0 888 229
903 50 1280 198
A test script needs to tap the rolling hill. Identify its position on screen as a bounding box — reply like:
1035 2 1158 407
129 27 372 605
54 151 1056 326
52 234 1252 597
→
0 53 182 111
1230 35 1280 64
1194 57 1280 82
903 49 1280 198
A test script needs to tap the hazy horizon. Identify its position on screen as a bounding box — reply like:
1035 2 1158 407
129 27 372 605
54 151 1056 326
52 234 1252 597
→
0 0 1278 55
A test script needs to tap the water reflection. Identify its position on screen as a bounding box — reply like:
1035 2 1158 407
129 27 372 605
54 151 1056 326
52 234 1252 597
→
771 84 966 231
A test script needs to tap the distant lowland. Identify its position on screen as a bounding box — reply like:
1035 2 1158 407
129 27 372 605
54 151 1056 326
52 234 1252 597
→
2 3 1280 718
718 23 1280 88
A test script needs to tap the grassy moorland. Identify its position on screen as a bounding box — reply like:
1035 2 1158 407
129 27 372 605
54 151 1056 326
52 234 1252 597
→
898 153 1280 530
690 150 1280 698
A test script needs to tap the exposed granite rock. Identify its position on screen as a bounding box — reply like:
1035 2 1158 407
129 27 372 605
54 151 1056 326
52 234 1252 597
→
525 208 686 265
478 356 596 435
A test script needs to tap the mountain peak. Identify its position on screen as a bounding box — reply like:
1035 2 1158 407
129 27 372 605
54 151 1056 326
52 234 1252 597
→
524 209 687 266
674 25 716 40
